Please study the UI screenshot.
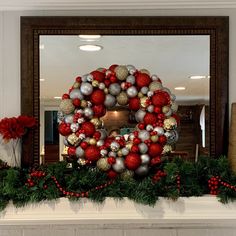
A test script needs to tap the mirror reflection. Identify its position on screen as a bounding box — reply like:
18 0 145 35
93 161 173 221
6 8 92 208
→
40 35 209 164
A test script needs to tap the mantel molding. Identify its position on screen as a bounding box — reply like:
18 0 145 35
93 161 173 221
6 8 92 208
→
0 0 236 10
1 197 236 226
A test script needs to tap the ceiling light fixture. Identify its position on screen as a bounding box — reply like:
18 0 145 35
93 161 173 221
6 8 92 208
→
40 78 45 82
54 96 62 99
174 87 186 90
79 44 103 52
78 35 101 40
39 44 45 50
189 75 210 80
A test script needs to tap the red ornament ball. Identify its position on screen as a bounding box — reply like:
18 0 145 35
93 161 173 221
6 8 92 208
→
91 70 105 82
107 170 118 179
68 146 76 156
109 64 118 72
93 104 106 117
84 145 101 161
158 135 167 144
143 113 157 125
58 122 72 136
125 153 141 170
136 73 151 88
62 93 70 99
72 98 81 107
80 141 88 149
90 89 106 105
81 122 95 137
129 97 140 111
148 143 163 157
152 92 170 106
75 76 82 83
131 145 139 153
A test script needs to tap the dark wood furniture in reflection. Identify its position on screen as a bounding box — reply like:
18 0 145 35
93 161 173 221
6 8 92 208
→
21 16 229 167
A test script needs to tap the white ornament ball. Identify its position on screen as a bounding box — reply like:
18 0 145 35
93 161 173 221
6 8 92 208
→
121 147 129 156
112 158 125 173
127 86 138 98
70 88 84 99
146 124 154 132
108 151 117 157
64 114 74 124
76 146 85 158
110 141 120 152
154 126 164 136
84 107 94 118
70 123 79 132
138 143 148 154
126 65 136 75
98 82 105 90
151 74 159 81
135 165 149 176
97 140 104 147
140 154 150 165
135 109 146 122
141 87 149 94
80 82 93 96
104 94 116 108
126 75 136 84
138 130 150 142
147 105 154 113
147 91 154 97
109 83 121 96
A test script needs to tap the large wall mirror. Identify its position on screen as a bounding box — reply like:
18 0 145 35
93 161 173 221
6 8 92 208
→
21 16 229 167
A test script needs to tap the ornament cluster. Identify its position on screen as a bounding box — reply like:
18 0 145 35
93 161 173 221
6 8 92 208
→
58 64 179 179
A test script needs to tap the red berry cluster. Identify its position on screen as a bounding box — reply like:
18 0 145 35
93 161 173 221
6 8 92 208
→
26 170 47 188
208 176 236 195
51 175 114 198
176 175 181 192
152 170 167 183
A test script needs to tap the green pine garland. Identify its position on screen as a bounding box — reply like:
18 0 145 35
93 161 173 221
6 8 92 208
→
0 156 236 212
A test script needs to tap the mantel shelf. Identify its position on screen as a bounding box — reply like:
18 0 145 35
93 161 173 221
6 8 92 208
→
1 196 236 226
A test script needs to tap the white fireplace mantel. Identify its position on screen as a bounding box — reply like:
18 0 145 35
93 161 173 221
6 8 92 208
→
1 196 236 226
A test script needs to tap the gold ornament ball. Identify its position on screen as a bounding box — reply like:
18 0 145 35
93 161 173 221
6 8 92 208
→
120 170 134 180
104 88 109 94
96 158 111 171
126 142 133 150
162 106 170 114
92 80 99 87
117 150 123 157
73 81 80 88
140 96 149 108
151 135 159 143
59 99 75 115
89 138 97 145
162 144 172 154
163 117 177 130
90 118 102 128
138 92 144 98
149 81 162 91
67 133 80 146
140 69 150 75
115 65 129 81
80 100 87 108
117 92 128 105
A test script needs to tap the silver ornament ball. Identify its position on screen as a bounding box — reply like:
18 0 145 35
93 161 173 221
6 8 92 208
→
127 86 138 98
70 88 84 99
135 165 149 176
140 154 150 165
104 94 116 108
138 143 148 154
135 109 146 122
138 130 150 142
80 82 93 96
112 158 125 173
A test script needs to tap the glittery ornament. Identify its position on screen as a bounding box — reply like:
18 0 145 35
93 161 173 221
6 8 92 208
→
84 145 100 161
143 113 157 125
67 133 80 146
90 118 102 128
127 86 138 98
81 122 95 137
97 158 111 171
110 141 120 152
64 114 74 124
109 83 121 96
120 170 134 180
163 117 177 130
149 81 163 91
115 65 129 81
162 144 172 154
59 99 75 115
90 89 106 105
117 92 128 105
136 73 151 87
70 88 84 100
77 158 86 166
112 158 125 173
129 97 140 111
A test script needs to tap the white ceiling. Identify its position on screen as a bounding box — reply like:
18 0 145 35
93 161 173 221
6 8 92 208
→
0 0 235 10
40 35 209 104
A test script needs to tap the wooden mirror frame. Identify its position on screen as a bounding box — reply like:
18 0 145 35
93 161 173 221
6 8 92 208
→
21 16 229 167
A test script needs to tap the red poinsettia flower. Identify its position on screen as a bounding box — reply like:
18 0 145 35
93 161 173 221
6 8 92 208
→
0 115 37 142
